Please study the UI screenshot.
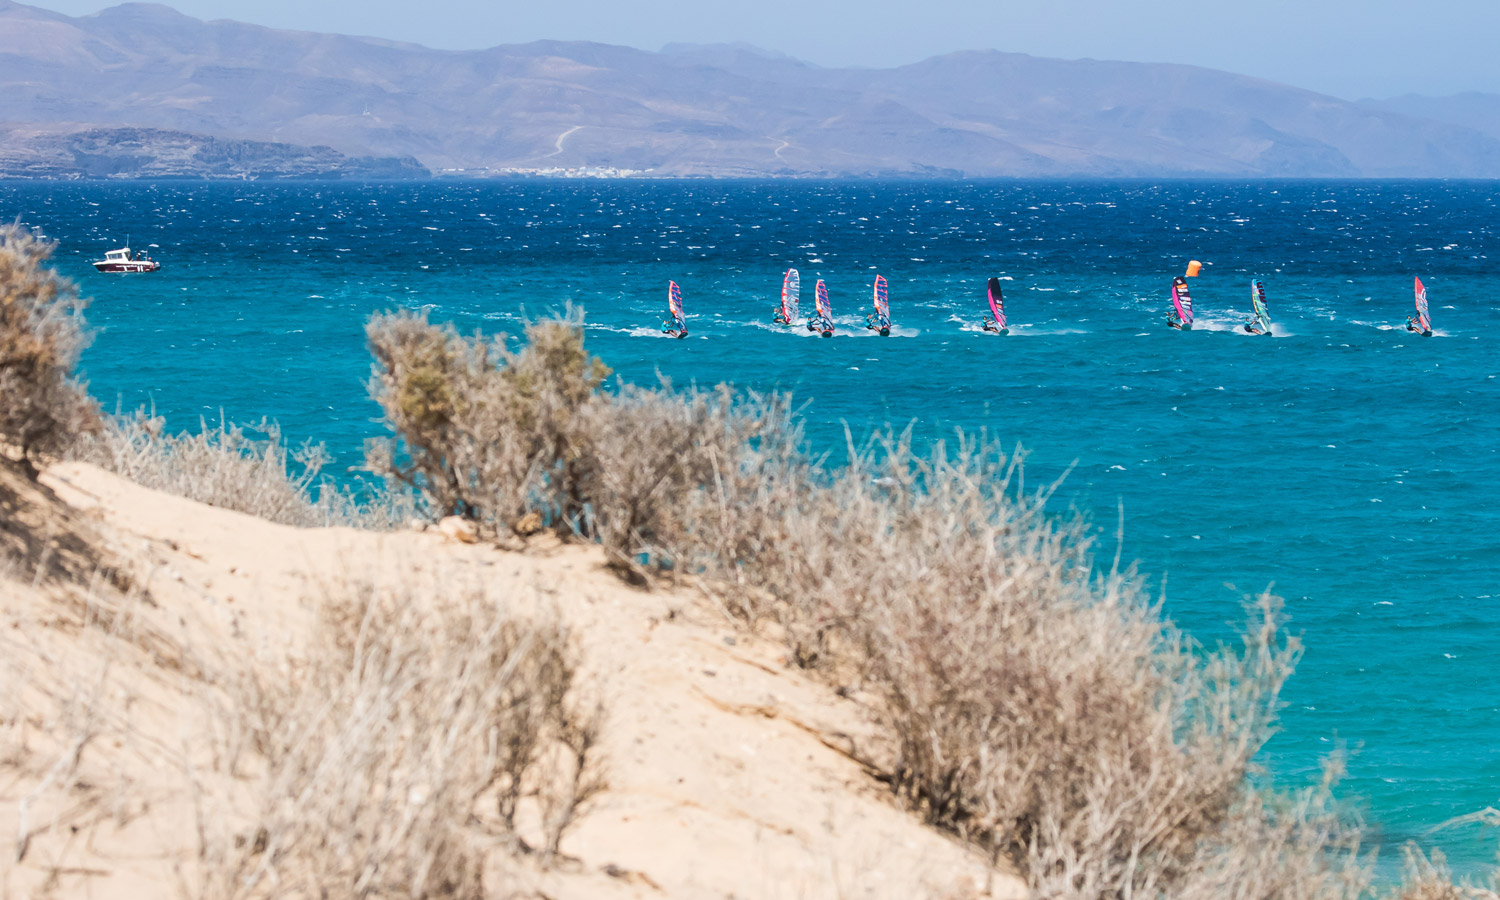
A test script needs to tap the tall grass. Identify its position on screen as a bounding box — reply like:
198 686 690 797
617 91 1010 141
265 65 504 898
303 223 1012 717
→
72 412 410 529
368 309 1383 899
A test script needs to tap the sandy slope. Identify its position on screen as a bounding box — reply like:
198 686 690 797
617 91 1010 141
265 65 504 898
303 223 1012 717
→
0 461 1024 900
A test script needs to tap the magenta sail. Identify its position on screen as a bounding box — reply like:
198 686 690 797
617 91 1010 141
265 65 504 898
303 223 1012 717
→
987 277 1006 329
1170 276 1194 329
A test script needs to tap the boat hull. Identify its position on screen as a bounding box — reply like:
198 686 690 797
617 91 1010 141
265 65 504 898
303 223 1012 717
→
93 261 160 273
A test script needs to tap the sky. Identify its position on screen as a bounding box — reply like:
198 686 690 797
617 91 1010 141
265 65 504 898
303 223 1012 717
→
30 0 1500 100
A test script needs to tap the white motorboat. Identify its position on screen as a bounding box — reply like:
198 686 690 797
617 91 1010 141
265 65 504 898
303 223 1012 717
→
92 246 161 273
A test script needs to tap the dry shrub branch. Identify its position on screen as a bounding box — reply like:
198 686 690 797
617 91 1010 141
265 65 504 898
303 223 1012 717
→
0 224 98 475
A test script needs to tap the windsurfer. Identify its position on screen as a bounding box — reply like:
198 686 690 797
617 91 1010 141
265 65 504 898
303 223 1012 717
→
981 320 1002 333
1244 318 1265 335
1405 316 1425 334
661 318 688 338
773 309 791 325
1167 275 1193 330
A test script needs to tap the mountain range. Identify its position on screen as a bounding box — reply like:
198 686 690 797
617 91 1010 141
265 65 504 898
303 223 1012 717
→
2 0 1498 179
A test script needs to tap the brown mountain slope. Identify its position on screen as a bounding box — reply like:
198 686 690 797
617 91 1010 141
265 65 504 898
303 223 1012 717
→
1 1 1498 176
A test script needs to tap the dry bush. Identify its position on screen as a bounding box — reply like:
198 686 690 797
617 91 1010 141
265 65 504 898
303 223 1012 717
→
367 309 808 584
73 412 406 528
0 224 98 474
1395 847 1500 900
571 382 806 580
366 308 608 535
194 579 602 899
728 429 1366 899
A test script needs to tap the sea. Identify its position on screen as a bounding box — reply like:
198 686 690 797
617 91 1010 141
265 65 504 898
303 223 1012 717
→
3 179 1497 876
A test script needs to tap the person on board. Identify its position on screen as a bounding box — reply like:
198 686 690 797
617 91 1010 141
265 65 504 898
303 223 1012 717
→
1244 317 1265 335
1405 315 1428 335
772 308 791 325
981 318 1003 333
661 318 688 339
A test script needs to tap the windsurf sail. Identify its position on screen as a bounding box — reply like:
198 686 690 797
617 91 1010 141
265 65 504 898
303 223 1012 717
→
1414 276 1431 333
1171 276 1194 327
668 280 685 330
987 277 1006 329
780 268 800 322
873 274 889 326
815 279 832 331
1251 280 1271 332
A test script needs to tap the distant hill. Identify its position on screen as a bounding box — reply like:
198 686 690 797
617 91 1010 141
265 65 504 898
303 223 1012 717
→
1361 92 1500 143
3 0 1500 178
0 125 429 179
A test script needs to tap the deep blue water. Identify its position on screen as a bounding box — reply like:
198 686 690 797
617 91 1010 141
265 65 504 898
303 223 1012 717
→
5 179 1498 873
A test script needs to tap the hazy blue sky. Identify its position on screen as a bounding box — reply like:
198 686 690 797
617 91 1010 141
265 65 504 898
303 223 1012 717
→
34 0 1495 100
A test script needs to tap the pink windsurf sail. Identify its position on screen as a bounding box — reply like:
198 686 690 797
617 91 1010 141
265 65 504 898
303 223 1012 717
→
1171 276 1194 327
1414 277 1431 332
987 277 1006 329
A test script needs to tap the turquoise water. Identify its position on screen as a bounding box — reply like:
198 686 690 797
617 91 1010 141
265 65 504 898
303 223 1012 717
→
5 179 1499 871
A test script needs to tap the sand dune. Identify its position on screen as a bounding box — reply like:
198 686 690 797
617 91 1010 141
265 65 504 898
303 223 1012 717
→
1 459 1024 899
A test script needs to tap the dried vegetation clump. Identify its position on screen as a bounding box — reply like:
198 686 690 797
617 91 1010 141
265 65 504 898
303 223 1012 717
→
0 224 98 474
367 309 803 573
192 579 601 899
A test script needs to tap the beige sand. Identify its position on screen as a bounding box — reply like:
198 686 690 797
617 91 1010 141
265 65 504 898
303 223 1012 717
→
0 461 1025 899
